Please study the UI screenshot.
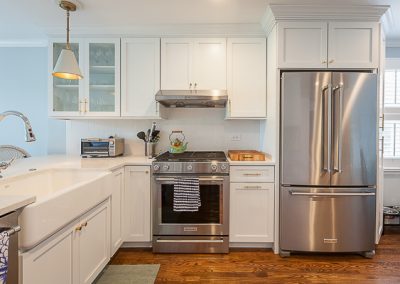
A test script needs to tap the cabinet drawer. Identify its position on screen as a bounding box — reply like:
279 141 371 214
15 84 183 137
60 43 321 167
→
230 166 274 182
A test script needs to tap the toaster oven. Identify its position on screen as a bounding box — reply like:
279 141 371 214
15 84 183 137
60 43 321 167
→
81 138 124 158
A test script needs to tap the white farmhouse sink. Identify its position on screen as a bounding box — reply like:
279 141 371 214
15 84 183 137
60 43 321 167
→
0 168 112 250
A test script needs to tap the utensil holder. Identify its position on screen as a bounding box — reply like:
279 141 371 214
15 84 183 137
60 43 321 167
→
145 142 157 158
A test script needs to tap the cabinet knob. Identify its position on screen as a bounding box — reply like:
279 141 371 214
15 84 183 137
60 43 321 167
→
194 83 197 90
322 60 327 64
329 59 334 64
82 221 88 227
75 225 82 232
189 83 192 90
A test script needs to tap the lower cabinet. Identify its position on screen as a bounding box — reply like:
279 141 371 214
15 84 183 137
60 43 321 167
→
230 165 275 243
21 200 110 284
111 168 124 256
124 166 151 242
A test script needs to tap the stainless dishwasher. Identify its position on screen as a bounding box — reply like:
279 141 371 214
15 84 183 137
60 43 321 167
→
0 211 21 284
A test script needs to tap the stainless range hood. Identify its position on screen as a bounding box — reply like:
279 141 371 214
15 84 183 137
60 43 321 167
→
155 90 228 108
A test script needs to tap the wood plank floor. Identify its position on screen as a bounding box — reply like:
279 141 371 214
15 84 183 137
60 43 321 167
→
111 227 400 283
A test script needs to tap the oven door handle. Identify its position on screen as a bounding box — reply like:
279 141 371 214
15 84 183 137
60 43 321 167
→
155 177 225 182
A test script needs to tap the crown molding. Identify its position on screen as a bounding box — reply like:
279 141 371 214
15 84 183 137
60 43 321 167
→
44 23 266 38
261 4 390 35
0 39 48 47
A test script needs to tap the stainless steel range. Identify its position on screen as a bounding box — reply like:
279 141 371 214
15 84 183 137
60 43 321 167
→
152 151 229 253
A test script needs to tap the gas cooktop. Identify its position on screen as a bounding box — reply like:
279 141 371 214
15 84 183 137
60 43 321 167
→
153 151 229 174
155 151 227 162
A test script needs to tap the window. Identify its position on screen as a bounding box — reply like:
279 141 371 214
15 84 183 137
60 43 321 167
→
384 58 400 160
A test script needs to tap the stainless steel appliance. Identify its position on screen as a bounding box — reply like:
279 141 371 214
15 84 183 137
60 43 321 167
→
155 90 228 108
152 151 229 253
81 137 124 158
280 72 377 257
0 211 21 284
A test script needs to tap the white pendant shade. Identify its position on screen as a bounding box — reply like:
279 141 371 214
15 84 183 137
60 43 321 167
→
52 48 83 80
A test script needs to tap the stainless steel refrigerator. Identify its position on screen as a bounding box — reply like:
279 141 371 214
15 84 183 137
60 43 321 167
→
280 72 377 257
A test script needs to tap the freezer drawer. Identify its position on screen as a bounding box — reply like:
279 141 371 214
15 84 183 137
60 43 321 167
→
280 186 376 253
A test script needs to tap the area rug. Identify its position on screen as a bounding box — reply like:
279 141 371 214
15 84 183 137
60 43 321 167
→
94 264 160 284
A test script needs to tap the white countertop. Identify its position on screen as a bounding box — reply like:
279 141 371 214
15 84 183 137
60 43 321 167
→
0 195 36 217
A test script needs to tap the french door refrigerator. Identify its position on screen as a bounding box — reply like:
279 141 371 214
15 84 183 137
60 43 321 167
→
280 72 377 257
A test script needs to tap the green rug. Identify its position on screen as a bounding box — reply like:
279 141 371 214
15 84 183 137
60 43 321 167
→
94 264 160 284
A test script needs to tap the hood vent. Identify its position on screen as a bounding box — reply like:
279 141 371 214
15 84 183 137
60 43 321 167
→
155 90 228 108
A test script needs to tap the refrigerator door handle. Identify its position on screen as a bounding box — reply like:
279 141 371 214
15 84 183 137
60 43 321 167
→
289 190 375 197
322 84 332 173
332 84 343 173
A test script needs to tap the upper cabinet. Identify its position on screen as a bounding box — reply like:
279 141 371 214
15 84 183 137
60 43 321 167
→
226 38 267 119
161 38 226 90
49 38 120 117
121 38 164 118
277 21 379 69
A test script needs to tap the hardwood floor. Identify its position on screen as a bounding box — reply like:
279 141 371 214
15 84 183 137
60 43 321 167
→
111 228 400 283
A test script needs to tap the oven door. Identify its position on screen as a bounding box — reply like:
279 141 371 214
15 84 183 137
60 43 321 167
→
153 176 229 236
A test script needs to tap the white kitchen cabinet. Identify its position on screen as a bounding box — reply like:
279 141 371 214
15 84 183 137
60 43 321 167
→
110 169 124 256
226 38 266 118
277 21 379 69
277 22 328 68
230 182 274 242
21 200 110 284
161 38 226 90
77 201 110 284
328 22 378 69
121 38 164 118
124 166 151 242
49 38 120 118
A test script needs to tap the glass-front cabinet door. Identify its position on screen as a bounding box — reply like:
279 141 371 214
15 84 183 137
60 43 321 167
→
85 39 120 116
49 38 120 117
49 40 84 116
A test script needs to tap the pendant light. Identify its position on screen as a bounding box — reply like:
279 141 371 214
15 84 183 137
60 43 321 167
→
52 0 83 80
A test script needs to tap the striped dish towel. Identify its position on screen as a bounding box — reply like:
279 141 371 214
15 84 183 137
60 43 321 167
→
173 178 201 212
0 231 9 284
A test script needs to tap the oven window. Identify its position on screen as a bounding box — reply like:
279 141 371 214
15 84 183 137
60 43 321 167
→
161 184 221 224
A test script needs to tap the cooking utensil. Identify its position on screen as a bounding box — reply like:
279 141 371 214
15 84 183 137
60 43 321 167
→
149 122 156 143
151 130 160 142
137 131 146 142
147 129 151 142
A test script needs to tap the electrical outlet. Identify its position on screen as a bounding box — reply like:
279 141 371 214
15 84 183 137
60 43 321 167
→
231 134 241 141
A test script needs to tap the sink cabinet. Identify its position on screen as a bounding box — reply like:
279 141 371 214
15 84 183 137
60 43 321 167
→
21 199 110 284
123 166 151 242
49 38 121 118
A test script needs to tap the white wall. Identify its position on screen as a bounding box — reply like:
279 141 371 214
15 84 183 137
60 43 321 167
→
66 108 262 156
0 47 66 156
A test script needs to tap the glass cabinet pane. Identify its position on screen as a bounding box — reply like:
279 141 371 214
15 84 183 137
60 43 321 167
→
88 43 116 112
53 43 80 112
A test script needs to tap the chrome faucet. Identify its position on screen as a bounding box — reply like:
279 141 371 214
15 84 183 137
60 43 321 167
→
0 111 36 142
0 158 15 178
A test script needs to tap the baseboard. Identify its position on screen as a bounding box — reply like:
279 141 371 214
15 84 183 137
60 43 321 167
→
122 242 152 248
229 242 274 249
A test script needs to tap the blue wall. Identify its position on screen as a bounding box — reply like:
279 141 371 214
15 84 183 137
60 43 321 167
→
0 47 66 156
386 47 400 58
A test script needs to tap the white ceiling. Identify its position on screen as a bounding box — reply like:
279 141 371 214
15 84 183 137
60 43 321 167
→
1 0 399 44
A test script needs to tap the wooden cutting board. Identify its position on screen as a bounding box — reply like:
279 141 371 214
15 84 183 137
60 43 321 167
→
228 150 266 161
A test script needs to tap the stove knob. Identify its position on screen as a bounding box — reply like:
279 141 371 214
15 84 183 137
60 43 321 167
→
163 164 170 171
187 164 193 171
221 164 227 171
211 164 218 172
153 164 160 171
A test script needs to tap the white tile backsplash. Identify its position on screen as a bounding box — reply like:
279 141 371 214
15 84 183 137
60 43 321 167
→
66 108 262 156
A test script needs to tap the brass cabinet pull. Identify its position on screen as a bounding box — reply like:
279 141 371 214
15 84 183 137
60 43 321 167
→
329 59 334 64
322 60 327 64
82 221 88 227
75 225 82 232
243 173 262 176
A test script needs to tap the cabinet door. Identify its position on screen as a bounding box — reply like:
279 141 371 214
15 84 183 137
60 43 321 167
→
193 38 226 90
328 22 379 69
277 22 328 68
49 39 84 117
124 166 151 242
84 39 121 116
230 183 274 242
161 38 193 90
22 225 75 284
111 169 124 256
78 201 110 284
227 38 266 118
121 38 162 117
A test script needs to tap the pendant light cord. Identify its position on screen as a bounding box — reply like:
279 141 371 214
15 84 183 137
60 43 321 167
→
66 9 71 50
